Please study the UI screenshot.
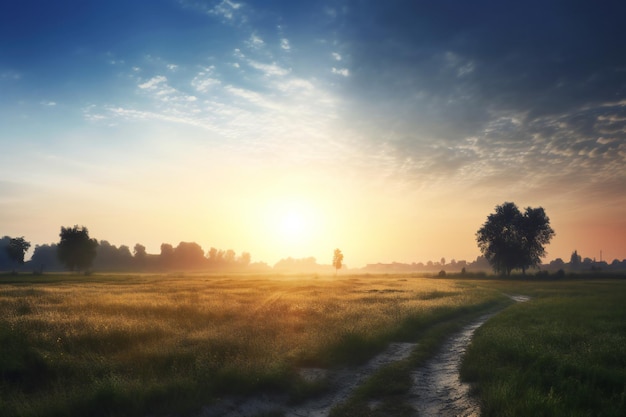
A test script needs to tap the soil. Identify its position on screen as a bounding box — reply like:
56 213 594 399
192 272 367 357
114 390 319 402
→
408 313 494 417
199 342 417 417
198 295 529 417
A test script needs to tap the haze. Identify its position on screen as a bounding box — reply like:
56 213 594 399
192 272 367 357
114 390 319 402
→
1 1 625 267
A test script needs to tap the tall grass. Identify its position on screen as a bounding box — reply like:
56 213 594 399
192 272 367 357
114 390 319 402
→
461 279 626 417
0 274 501 417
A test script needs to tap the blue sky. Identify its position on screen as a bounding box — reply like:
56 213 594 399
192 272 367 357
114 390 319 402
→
2 0 625 267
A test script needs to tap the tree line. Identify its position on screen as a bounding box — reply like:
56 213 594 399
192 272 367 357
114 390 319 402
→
2 203 626 275
0 226 258 274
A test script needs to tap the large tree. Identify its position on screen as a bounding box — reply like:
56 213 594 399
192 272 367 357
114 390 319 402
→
476 202 555 276
6 237 31 272
57 225 99 272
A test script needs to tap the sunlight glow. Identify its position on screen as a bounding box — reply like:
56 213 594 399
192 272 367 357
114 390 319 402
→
258 197 326 260
280 211 307 240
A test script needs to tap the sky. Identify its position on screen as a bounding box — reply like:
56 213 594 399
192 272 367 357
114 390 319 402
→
1 0 625 268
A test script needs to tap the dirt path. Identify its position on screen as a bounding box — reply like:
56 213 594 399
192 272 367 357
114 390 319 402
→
198 296 529 417
408 294 530 417
199 342 417 417
408 313 493 417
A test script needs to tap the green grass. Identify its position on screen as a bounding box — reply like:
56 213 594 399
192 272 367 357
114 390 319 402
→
5 274 624 417
0 273 501 417
329 300 511 417
461 279 626 417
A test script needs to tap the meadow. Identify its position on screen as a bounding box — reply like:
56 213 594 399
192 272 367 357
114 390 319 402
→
0 273 505 417
1 273 624 417
461 279 626 417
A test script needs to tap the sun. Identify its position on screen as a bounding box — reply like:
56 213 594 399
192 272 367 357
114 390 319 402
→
280 211 306 240
262 197 320 251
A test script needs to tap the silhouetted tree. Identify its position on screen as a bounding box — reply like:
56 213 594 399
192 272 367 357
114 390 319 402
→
224 249 236 264
549 258 565 269
133 243 146 258
476 202 555 276
160 243 174 269
239 252 251 266
207 247 218 263
0 236 11 270
57 226 99 272
133 243 147 269
333 248 344 276
173 241 205 269
5 237 31 273
273 256 326 272
94 240 133 270
31 244 63 272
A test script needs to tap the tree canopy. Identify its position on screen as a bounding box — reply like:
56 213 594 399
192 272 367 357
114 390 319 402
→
476 202 555 276
57 225 99 272
333 248 344 275
5 237 31 271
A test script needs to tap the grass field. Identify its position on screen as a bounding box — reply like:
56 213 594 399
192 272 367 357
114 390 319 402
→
461 279 626 417
0 273 504 417
1 273 625 417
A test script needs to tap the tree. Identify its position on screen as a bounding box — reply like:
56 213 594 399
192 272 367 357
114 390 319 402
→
332 248 344 276
57 225 99 272
6 237 31 272
160 243 174 269
31 244 63 272
476 202 555 276
94 240 133 271
133 243 147 258
133 243 147 269
173 241 205 269
239 252 251 267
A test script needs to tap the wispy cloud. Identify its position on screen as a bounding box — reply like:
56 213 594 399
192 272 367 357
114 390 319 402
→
180 0 246 24
138 75 168 90
86 53 343 166
210 0 243 21
332 67 350 77
246 33 265 49
247 60 290 77
191 66 221 92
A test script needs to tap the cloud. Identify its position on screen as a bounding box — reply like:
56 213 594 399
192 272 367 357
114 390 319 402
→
178 0 245 24
247 33 265 49
210 0 243 21
138 75 168 90
323 1 626 193
280 38 291 51
40 101 57 107
85 49 344 168
191 66 221 92
248 60 290 77
332 67 350 77
332 52 342 61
